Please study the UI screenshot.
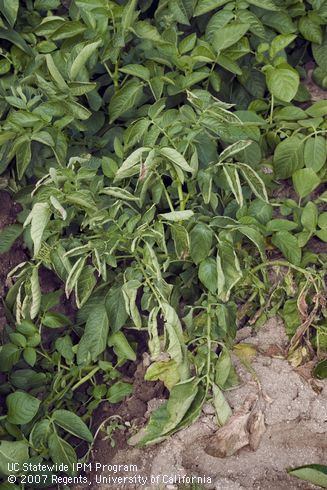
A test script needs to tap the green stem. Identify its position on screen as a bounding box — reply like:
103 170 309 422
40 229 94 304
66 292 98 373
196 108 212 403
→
177 180 185 211
269 94 274 125
71 367 100 392
205 304 212 397
162 181 174 212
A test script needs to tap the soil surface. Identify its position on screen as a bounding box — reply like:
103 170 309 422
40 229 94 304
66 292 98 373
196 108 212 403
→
75 318 327 490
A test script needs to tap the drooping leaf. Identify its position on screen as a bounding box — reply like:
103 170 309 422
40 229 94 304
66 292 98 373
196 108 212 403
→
52 410 93 442
190 223 213 265
128 378 199 446
272 231 302 265
77 305 109 364
0 224 23 254
198 258 217 293
48 432 77 476
24 203 51 256
108 331 136 362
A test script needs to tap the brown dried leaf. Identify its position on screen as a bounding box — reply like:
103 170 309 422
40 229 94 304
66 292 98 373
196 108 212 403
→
205 395 266 458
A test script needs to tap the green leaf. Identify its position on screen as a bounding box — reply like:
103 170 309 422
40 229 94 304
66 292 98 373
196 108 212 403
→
109 80 143 123
194 0 232 16
16 140 31 179
75 265 96 308
128 378 199 446
159 210 194 222
24 202 51 256
214 347 237 388
212 384 232 426
198 258 217 293
101 187 140 201
30 267 41 320
171 224 190 258
77 304 109 364
6 391 40 425
160 147 194 174
318 212 327 229
42 312 70 328
105 287 128 333
145 360 180 390
217 53 242 75
108 331 136 362
10 369 46 390
313 359 327 380
48 432 76 476
306 100 327 117
55 335 74 363
45 54 68 90
212 23 250 52
219 140 253 162
70 40 101 80
269 34 296 59
52 410 93 442
247 0 278 9
217 241 242 302
122 0 138 32
299 16 323 44
65 256 87 298
163 303 189 382
0 441 29 476
238 163 268 202
107 381 133 403
266 219 297 232
0 224 22 254
0 27 33 55
29 419 51 449
301 202 318 232
190 223 213 265
265 64 299 102
304 136 326 172
0 0 19 27
272 231 301 265
0 344 21 372
23 347 36 367
119 64 150 81
273 136 304 179
292 168 320 198
9 333 26 348
114 147 150 181
288 465 327 488
133 21 162 42
122 280 142 329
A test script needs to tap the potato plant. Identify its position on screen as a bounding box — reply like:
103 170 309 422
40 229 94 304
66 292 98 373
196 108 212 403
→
0 0 326 485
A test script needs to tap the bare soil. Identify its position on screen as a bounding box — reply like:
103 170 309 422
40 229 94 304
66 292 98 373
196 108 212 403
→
78 318 327 490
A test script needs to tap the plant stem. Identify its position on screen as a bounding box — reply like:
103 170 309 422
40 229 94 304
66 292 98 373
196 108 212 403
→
72 367 100 392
